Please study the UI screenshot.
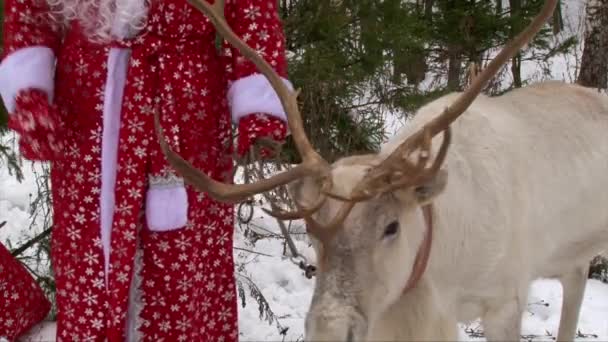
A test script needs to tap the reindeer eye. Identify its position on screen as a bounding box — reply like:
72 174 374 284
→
383 221 399 238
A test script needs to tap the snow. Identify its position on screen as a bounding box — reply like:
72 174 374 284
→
0 158 40 244
459 279 608 341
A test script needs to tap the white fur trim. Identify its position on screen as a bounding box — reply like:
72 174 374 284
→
0 47 56 113
126 238 144 342
145 185 189 232
100 47 131 284
110 0 148 39
227 73 293 123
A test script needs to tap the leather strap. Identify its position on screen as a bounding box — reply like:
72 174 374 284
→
403 203 434 293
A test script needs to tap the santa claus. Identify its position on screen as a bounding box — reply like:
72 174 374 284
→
0 0 291 339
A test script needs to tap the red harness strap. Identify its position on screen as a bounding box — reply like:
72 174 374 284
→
403 203 435 293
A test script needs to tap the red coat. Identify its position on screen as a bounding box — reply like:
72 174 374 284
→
0 0 291 340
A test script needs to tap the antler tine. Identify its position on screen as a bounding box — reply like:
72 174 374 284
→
154 0 331 204
426 127 452 175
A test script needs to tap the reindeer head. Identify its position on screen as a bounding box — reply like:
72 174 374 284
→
287 154 448 341
156 0 558 340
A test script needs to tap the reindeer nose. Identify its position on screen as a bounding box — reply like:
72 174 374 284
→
346 312 368 342
346 325 355 342
305 307 368 342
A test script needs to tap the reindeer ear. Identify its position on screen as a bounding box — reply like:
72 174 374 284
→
414 169 448 205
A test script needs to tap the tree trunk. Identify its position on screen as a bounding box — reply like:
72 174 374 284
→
425 0 435 21
552 0 564 35
496 0 502 14
577 0 608 89
510 0 523 87
447 43 463 91
511 54 522 87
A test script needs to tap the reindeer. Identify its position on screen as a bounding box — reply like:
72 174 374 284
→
157 0 608 340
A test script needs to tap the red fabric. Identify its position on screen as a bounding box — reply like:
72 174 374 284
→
237 113 288 158
1 0 62 58
2 0 289 340
7 89 64 161
223 0 289 80
0 242 51 341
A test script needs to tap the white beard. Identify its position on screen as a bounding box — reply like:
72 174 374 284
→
47 0 149 41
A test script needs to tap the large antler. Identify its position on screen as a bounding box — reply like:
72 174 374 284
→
154 0 330 204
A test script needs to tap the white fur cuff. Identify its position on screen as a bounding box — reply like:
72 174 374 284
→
227 73 294 124
145 185 189 232
0 47 56 113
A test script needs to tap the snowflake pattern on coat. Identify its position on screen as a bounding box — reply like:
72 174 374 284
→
237 113 287 158
0 241 51 341
1 0 289 340
7 88 65 161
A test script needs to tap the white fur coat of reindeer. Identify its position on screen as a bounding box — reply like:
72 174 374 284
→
298 80 608 341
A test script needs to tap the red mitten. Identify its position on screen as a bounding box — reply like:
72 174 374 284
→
237 113 288 159
7 89 64 162
0 241 51 341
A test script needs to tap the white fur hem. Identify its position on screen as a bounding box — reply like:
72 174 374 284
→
125 238 144 342
0 47 56 113
100 48 131 284
227 73 293 123
145 185 189 232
